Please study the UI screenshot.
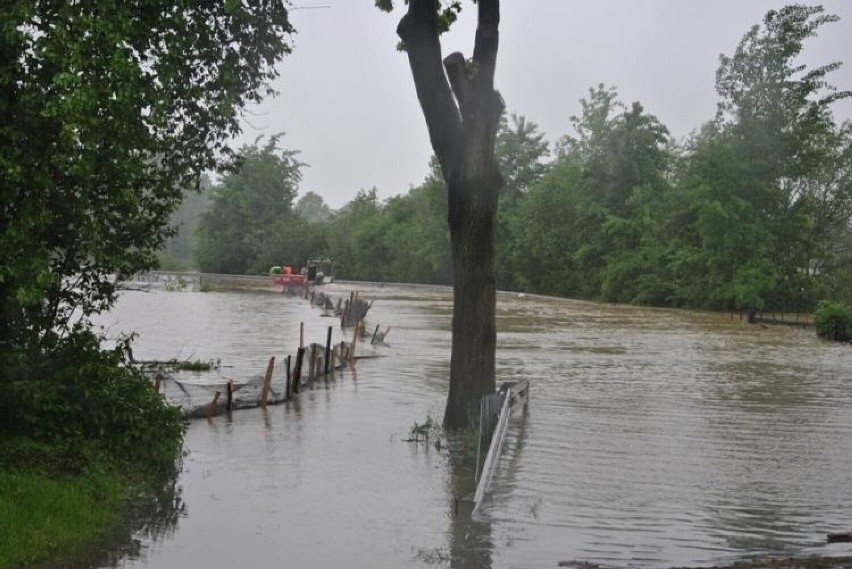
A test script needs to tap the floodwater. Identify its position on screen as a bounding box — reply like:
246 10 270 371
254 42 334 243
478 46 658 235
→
93 283 852 569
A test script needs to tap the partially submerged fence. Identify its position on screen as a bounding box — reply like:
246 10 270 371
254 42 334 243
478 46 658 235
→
145 288 384 419
132 271 272 291
472 380 530 514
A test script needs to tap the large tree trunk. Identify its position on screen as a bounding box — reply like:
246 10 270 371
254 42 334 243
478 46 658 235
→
398 0 503 429
445 176 498 427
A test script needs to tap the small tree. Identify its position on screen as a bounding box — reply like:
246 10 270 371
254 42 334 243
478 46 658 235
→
296 191 333 224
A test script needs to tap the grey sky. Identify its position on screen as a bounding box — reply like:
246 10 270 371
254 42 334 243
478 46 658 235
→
236 1 852 208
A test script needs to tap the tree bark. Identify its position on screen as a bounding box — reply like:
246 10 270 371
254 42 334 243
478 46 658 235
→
398 0 504 429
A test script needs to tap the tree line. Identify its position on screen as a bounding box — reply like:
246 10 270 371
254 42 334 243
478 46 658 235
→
188 6 852 314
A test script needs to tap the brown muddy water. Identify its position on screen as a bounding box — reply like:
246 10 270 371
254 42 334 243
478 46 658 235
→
92 283 852 569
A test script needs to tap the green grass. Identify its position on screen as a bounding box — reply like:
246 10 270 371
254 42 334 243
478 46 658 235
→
0 466 124 569
171 357 218 371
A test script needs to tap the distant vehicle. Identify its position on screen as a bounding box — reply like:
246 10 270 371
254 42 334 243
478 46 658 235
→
270 258 334 288
270 265 307 287
306 257 334 285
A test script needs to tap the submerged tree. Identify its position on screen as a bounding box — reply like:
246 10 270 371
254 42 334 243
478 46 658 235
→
378 0 504 429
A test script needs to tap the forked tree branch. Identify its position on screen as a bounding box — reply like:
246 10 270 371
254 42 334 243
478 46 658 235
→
473 0 500 93
397 0 463 174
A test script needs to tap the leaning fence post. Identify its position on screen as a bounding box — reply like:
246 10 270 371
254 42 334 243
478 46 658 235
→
308 344 317 381
207 391 221 421
324 326 333 375
349 320 360 363
300 322 305 349
285 355 292 400
226 380 234 412
474 397 484 484
259 356 276 407
313 345 321 379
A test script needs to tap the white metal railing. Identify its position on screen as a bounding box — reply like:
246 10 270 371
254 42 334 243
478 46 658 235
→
472 380 529 514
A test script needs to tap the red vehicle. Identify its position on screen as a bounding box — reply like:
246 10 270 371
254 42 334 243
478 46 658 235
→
270 265 307 287
270 258 333 287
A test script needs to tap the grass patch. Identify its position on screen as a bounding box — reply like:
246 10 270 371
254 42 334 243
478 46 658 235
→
140 357 219 371
0 466 123 569
171 357 219 371
404 413 444 451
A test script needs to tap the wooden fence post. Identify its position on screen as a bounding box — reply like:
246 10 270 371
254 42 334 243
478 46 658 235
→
207 391 221 421
285 355 292 400
349 320 360 363
292 347 305 393
259 356 276 407
325 326 333 375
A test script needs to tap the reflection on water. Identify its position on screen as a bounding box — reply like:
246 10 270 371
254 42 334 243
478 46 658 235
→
46 466 183 569
94 284 852 568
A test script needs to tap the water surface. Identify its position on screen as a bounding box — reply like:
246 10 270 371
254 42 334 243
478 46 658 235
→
96 283 852 568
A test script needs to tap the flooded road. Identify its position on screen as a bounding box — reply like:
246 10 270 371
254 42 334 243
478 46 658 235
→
96 283 852 568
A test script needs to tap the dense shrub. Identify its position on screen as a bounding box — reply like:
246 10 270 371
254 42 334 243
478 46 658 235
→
0 331 185 475
814 300 852 342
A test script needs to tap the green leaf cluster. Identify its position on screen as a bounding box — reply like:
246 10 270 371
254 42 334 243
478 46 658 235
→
1 331 185 476
194 136 320 275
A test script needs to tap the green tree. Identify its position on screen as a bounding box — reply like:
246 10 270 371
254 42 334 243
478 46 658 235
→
496 114 550 205
510 158 589 296
381 165 453 284
325 188 383 280
510 86 672 302
680 4 851 312
379 0 504 428
0 2 293 357
296 191 332 224
195 136 305 275
495 114 550 290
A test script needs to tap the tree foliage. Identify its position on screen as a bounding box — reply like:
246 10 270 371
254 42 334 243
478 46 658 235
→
1 1 293 355
195 136 308 275
814 300 852 341
0 2 293 475
296 191 332 224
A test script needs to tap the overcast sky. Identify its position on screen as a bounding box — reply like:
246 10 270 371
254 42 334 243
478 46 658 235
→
235 1 852 208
